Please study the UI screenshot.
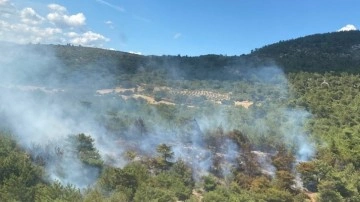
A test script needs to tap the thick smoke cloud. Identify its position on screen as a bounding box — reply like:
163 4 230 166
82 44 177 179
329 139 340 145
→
239 66 315 162
0 43 315 188
0 44 116 188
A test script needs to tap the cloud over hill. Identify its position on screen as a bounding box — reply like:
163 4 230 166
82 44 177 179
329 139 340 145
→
338 24 357 32
0 0 109 47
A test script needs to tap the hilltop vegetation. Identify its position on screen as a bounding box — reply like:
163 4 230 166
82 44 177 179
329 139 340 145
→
253 30 360 73
42 30 360 81
1 31 360 201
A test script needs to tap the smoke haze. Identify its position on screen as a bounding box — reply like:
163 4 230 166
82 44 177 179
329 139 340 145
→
0 43 315 188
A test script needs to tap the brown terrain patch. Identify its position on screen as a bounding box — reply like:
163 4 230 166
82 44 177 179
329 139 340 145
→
132 94 176 105
96 86 137 94
191 189 203 202
114 87 135 93
171 89 231 101
1 85 64 93
234 100 253 108
96 89 114 94
305 191 318 202
96 85 254 108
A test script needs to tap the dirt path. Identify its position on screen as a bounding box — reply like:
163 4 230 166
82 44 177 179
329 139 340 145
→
171 89 231 101
192 189 203 202
96 86 136 94
97 86 254 108
305 192 318 202
234 100 253 108
132 94 176 105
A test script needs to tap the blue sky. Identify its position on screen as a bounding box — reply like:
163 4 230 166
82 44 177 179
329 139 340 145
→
1 0 360 56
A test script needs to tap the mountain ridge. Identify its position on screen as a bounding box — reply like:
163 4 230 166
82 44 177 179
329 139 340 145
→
2 30 360 85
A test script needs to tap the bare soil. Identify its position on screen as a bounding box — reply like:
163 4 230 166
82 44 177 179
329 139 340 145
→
96 85 253 108
234 100 253 108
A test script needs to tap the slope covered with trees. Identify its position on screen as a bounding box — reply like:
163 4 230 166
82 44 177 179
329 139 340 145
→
252 30 360 73
1 31 360 201
45 31 360 80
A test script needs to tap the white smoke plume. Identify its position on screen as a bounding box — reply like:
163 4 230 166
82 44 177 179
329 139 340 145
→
0 43 117 188
0 42 315 188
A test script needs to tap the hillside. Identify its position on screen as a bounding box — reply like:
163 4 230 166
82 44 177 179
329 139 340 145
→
1 31 360 201
22 30 358 87
50 30 360 75
251 30 360 72
3 30 357 88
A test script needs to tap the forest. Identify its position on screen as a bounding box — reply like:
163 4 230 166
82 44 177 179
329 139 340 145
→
1 31 360 201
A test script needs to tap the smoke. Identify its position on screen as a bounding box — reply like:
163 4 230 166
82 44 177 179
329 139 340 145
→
0 43 315 189
0 43 119 188
233 66 315 175
279 109 314 162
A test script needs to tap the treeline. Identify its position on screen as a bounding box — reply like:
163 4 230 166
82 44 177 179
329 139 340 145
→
23 30 360 84
253 30 360 73
4 30 360 90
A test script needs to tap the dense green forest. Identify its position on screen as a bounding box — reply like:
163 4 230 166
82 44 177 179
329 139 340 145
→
1 31 360 201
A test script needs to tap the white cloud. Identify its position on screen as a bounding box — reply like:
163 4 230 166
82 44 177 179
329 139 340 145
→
0 0 8 5
0 0 16 18
0 21 63 44
0 2 110 48
43 27 62 36
338 24 357 32
68 31 110 47
65 31 78 38
48 4 67 13
20 7 44 25
47 5 86 28
47 12 61 23
105 20 115 29
173 33 182 39
128 51 142 55
63 13 85 27
95 0 125 12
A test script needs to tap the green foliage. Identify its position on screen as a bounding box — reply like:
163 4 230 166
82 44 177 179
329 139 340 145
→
151 173 192 201
156 143 174 162
6 33 360 201
0 133 43 202
261 188 294 202
169 160 194 188
272 145 295 171
202 190 229 202
297 160 332 192
203 175 217 192
97 162 149 200
68 133 103 167
318 180 344 202
82 189 106 202
133 185 176 202
155 143 174 170
98 167 138 199
253 30 360 73
35 182 82 202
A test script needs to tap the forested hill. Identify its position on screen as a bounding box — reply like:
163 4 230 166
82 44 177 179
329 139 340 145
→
251 30 360 73
3 31 360 201
8 30 360 84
